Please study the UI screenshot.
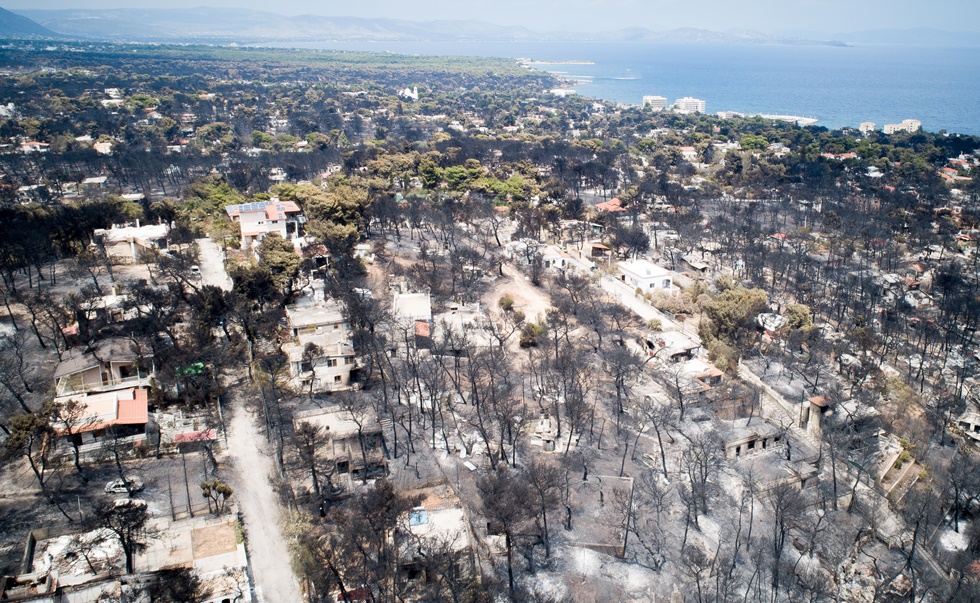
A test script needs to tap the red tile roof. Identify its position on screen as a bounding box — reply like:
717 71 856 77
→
595 198 626 212
53 388 149 435
175 429 217 444
117 389 149 425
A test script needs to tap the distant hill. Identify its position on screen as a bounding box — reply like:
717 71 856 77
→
0 6 65 39
16 8 845 46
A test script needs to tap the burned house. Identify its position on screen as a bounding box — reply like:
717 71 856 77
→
723 418 783 459
284 297 358 393
397 484 473 588
958 409 980 444
643 330 701 363
292 406 387 487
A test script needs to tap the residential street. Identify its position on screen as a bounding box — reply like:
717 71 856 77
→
224 400 303 603
196 237 233 292
196 238 304 603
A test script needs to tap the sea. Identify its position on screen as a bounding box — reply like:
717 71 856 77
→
267 41 980 136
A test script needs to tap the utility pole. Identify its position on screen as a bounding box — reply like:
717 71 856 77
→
181 451 194 518
168 473 175 521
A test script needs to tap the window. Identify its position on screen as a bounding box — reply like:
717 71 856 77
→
334 375 342 383
326 358 338 367
345 357 354 365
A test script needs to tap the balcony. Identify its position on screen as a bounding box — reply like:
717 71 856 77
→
55 373 155 398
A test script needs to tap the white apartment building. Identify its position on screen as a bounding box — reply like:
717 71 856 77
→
673 97 706 113
642 95 668 111
883 119 921 134
859 122 876 135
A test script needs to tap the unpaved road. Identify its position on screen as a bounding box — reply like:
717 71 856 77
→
196 237 233 291
225 404 303 603
196 238 303 603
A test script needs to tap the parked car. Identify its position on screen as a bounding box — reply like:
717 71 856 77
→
105 476 144 494
190 265 202 278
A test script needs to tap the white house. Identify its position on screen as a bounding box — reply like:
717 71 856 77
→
541 246 572 271
225 198 304 249
679 146 699 163
618 259 673 292
18 141 49 154
93 223 170 262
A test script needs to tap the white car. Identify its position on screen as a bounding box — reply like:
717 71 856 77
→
105 477 145 494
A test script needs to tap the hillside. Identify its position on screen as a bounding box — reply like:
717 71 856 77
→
0 6 64 39
17 8 843 45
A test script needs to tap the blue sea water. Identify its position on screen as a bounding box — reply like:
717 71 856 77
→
271 41 980 135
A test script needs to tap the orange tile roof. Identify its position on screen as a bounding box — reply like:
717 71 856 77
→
53 388 149 435
117 389 149 425
595 198 626 212
175 429 217 444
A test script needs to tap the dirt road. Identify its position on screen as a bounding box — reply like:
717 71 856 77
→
196 237 233 291
196 238 303 603
225 404 303 603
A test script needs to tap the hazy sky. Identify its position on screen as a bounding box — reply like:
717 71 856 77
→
7 0 979 33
